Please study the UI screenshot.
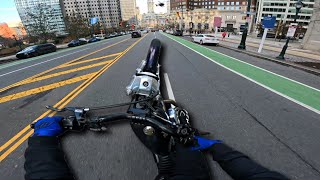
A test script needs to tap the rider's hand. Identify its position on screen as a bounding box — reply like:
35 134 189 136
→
191 136 222 151
33 116 64 137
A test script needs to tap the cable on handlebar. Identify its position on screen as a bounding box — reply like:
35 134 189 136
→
89 92 159 110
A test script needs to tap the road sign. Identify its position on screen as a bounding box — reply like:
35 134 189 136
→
214 17 222 28
287 25 297 37
262 16 276 29
90 17 99 25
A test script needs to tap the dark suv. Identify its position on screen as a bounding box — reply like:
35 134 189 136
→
173 30 183 36
16 43 57 59
131 31 141 38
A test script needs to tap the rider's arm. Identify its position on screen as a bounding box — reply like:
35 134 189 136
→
24 117 74 180
210 143 289 180
25 136 74 180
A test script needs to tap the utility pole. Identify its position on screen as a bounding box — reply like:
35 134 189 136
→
238 0 252 49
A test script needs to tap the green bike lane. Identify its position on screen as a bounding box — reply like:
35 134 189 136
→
162 33 320 115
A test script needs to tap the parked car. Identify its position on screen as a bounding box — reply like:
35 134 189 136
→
68 39 80 47
106 34 116 39
88 37 101 43
140 29 148 34
192 34 219 45
131 31 141 38
16 43 56 59
173 30 183 36
78 38 88 44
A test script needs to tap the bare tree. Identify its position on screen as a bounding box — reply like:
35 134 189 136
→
25 3 55 42
65 12 91 39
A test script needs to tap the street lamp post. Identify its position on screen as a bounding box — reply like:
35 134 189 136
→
238 0 252 49
276 0 303 60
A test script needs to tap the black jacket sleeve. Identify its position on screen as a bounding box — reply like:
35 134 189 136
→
210 143 289 180
24 136 74 180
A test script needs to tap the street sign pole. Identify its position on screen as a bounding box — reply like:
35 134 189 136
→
258 16 276 53
215 27 218 36
258 28 268 53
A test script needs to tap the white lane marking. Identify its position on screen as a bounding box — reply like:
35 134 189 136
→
0 48 88 78
164 73 175 100
162 34 320 115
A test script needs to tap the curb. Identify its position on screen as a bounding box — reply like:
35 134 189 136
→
218 44 320 76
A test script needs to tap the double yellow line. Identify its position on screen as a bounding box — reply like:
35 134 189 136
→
0 35 146 162
0 38 129 94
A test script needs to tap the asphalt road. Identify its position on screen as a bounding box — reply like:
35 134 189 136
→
0 32 320 180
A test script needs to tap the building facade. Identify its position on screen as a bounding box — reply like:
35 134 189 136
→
301 0 320 51
141 13 167 28
14 0 66 36
169 0 248 31
119 0 136 22
148 0 155 13
170 0 247 11
256 0 315 27
167 0 171 14
61 0 122 29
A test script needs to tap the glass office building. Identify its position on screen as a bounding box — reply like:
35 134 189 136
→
14 0 67 36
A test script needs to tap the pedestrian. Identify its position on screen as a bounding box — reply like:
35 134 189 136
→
222 31 227 41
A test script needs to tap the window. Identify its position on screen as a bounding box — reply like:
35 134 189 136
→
236 6 239 10
236 2 239 5
231 2 234 5
227 2 230 5
231 7 234 10
232 15 236 19
226 7 230 10
218 2 220 5
226 15 231 19
221 2 224 5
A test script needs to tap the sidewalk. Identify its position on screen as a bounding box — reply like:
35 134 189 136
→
186 32 319 62
218 33 320 62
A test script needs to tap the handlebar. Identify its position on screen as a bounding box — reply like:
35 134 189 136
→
30 106 195 138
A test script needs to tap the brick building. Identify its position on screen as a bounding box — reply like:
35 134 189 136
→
169 0 249 32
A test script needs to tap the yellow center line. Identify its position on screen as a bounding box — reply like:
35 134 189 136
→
9 60 112 88
0 38 130 94
59 53 121 68
0 35 146 162
0 73 95 104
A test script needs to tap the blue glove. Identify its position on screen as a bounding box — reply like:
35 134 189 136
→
33 116 64 137
191 136 222 151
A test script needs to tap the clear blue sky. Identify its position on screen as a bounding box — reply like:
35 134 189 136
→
0 0 21 26
0 0 166 26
